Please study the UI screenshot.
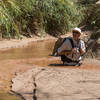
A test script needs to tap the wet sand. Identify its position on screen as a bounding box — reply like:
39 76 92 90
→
11 58 100 100
0 57 100 92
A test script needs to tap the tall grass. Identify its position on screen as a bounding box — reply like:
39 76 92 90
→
0 0 84 38
0 0 22 39
87 5 100 29
77 0 98 5
77 1 100 40
33 0 84 36
83 4 100 39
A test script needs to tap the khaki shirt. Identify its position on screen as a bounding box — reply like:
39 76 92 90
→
57 37 86 61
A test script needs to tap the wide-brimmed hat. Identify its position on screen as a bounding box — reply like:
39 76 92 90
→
73 27 82 35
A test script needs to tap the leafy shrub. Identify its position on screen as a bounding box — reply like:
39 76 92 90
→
88 5 100 28
77 0 99 5
0 0 84 38
33 0 84 36
0 0 22 39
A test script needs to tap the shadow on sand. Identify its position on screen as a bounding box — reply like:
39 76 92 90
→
49 62 82 67
49 63 79 67
49 63 65 66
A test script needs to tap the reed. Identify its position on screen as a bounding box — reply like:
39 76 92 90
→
0 0 85 38
0 0 22 39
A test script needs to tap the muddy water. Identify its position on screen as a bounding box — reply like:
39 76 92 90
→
0 91 22 100
0 40 55 100
0 40 55 60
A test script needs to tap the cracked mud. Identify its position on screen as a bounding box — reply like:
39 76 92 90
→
11 65 100 100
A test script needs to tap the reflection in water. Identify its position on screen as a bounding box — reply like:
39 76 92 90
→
0 40 55 60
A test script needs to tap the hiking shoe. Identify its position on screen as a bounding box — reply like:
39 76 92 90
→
64 62 78 66
64 62 82 66
75 62 82 66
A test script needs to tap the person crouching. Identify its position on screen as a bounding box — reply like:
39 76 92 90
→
57 27 86 66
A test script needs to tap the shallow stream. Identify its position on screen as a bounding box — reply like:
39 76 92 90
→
0 40 55 60
0 40 55 100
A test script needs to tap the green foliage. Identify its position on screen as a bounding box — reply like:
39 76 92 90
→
0 0 22 39
32 0 84 36
88 5 100 28
0 0 85 38
90 29 100 39
77 0 99 5
83 4 100 40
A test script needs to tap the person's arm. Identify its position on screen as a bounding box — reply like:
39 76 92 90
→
80 40 86 55
80 48 85 55
58 50 72 55
57 39 72 55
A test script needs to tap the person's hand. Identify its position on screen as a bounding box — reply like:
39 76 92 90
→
72 48 79 54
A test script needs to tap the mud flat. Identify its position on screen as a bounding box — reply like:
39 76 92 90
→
11 64 100 100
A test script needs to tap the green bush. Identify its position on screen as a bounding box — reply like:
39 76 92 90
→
77 0 99 5
88 5 100 28
0 0 84 38
0 0 22 39
83 4 100 40
33 0 84 36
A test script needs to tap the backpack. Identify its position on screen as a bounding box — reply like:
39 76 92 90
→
52 37 74 56
59 38 75 63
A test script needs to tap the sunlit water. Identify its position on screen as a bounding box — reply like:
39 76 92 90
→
0 40 55 60
0 40 55 100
